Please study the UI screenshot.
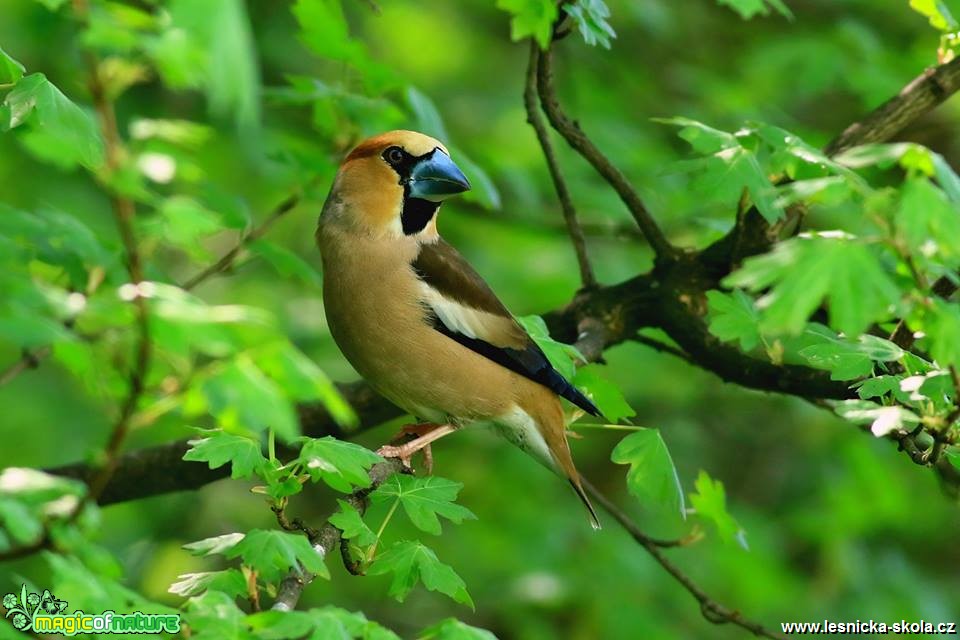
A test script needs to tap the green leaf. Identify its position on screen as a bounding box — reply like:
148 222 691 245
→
706 290 762 351
292 0 397 94
226 529 328 582
367 541 473 608
328 500 377 547
371 475 477 535
406 86 448 141
31 0 68 9
309 607 401 640
2 73 104 168
245 610 317 640
516 315 584 379
418 618 499 640
798 331 904 381
910 0 959 31
688 471 746 548
572 365 635 422
946 449 960 471
856 375 900 400
717 0 793 20
611 429 685 518
249 239 322 287
200 356 300 442
930 152 960 205
0 46 25 84
496 0 558 49
168 569 248 598
252 341 356 427
832 400 920 437
298 436 382 493
654 116 739 154
168 0 260 127
563 0 617 49
183 532 245 557
0 468 86 506
924 300 960 369
450 147 502 210
896 178 960 265
186 591 255 640
724 234 900 336
152 197 223 259
0 498 43 545
183 430 267 479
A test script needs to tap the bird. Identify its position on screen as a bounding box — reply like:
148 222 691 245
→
316 130 601 528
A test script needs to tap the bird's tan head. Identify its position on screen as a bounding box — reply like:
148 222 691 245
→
325 130 471 238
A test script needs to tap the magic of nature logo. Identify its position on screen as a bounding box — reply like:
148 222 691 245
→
2 585 180 635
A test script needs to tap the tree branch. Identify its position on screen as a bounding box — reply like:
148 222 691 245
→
272 459 404 611
824 56 960 157
524 40 596 288
535 41 677 261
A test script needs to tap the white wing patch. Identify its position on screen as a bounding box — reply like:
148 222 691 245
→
419 281 504 342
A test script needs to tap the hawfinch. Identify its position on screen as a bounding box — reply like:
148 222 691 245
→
317 130 600 528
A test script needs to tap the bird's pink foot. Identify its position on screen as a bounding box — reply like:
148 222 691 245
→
377 423 455 474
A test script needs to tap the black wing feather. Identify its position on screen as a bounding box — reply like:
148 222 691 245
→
427 310 601 417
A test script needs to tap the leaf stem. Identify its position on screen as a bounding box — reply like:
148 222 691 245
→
268 429 277 464
365 497 400 564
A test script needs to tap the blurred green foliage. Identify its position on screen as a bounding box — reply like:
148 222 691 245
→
1 0 959 638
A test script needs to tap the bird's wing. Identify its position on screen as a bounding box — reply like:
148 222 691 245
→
412 239 600 416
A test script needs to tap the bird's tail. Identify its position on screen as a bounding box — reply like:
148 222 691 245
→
570 478 601 530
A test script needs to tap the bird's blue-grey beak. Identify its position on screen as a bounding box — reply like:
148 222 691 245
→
408 149 471 201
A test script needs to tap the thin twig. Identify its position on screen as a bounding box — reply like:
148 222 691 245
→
523 40 596 288
535 42 677 261
181 190 304 291
0 346 50 387
583 479 786 639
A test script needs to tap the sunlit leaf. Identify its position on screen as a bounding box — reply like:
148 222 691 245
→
418 618 498 640
328 500 377 547
725 233 900 336
183 430 267 479
367 541 473 608
2 73 104 168
168 569 247 598
564 0 616 49
611 429 685 518
0 46 25 84
706 290 762 351
371 475 476 535
297 437 382 493
689 471 747 548
909 0 959 32
226 529 328 582
496 0 558 49
572 365 635 422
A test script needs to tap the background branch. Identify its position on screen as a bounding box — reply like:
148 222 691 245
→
523 40 596 288
535 42 677 261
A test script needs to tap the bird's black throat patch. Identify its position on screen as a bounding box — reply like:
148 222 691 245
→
401 195 440 235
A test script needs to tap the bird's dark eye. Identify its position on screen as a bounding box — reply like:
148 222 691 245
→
383 146 404 166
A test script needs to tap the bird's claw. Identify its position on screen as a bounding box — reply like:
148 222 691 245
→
376 422 452 474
